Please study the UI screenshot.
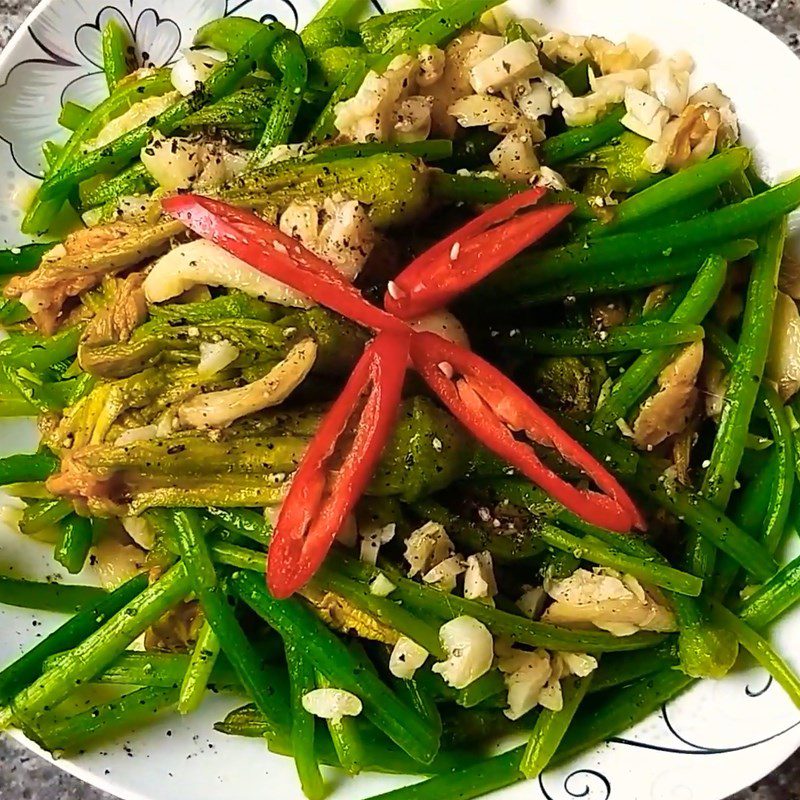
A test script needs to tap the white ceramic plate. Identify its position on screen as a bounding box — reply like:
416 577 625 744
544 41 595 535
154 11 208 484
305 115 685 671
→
1 1 799 798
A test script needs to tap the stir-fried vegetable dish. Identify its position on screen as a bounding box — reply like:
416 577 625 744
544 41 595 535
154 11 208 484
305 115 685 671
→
1 2 800 798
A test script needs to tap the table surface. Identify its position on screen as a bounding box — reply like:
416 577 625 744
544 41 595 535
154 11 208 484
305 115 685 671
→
0 0 799 797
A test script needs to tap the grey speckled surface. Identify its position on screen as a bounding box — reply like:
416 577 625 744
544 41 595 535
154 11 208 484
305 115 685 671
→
0 0 799 798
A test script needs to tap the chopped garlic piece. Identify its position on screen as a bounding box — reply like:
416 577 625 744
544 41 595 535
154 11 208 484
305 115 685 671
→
648 56 692 116
644 103 721 173
404 521 455 577
422 554 466 592
516 586 546 619
302 688 362 721
448 94 522 135
197 339 240 378
121 515 155 550
517 81 553 120
370 573 397 597
560 652 598 678
469 39 542 95
633 341 703 449
490 129 540 182
432 616 494 689
394 96 433 143
498 647 551 720
621 87 670 142
766 291 800 402
463 551 497 600
360 523 396 565
418 44 446 87
334 54 419 142
543 567 676 636
171 48 225 96
409 310 470 348
389 636 429 679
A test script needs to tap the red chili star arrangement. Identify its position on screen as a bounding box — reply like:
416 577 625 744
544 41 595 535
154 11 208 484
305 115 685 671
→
164 190 645 598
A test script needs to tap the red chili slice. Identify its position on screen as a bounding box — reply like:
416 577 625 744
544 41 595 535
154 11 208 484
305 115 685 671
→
267 332 411 598
384 187 573 319
162 194 408 334
410 332 645 533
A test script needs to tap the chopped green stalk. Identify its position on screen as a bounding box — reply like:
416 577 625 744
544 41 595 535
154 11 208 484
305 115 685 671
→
630 460 778 582
376 1 502 69
361 746 525 800
57 101 90 132
18 498 74 536
308 0 365 25
319 569 444 656
54 514 94 575
1 324 82 373
451 670 506 709
740 554 800 630
22 68 173 235
589 642 678 693
600 147 751 235
510 241 756 308
0 243 51 276
358 9 430 52
301 18 354 56
42 650 264 692
79 162 155 210
478 174 800 306
195 17 266 54
493 479 701 595
224 153 431 229
36 26 283 211
669 592 738 679
178 620 221 715
0 452 59 485
250 31 308 164
430 172 597 219
316 140 453 162
229 569 441 765
556 57 591 94
167 509 290 739
521 674 593 778
539 106 626 165
218 704 466 775
712 602 800 708
1 563 189 729
592 254 727 433
715 385 794 598
688 218 787 578
0 574 146 704
308 57 369 143
317 671 363 775
344 560 666 653
0 576 105 614
534 521 702 596
32 686 179 754
286 643 325 800
205 507 272 546
497 322 703 356
42 141 61 169
101 19 133 91
0 298 31 325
